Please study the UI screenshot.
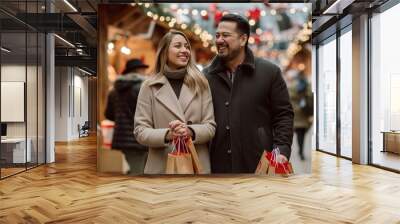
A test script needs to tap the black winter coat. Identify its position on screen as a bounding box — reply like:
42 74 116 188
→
105 73 147 151
203 48 294 173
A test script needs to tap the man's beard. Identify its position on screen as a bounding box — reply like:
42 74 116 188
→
219 46 241 62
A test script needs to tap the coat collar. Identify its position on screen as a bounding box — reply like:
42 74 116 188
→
148 74 196 122
206 47 256 75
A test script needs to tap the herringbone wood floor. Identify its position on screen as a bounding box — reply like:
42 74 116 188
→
1 136 400 224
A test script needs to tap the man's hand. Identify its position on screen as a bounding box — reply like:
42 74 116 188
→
276 154 288 163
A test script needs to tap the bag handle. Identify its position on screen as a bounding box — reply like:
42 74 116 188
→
172 136 190 155
271 147 289 174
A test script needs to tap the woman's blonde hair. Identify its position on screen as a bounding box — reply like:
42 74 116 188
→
155 29 208 93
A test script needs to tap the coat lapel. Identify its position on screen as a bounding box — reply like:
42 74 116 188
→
150 75 186 122
179 84 196 114
216 71 232 89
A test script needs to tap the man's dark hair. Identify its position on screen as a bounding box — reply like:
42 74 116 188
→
220 14 250 48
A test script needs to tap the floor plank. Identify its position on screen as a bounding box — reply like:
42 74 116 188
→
0 136 400 223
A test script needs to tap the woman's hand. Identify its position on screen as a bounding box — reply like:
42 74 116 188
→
175 124 193 137
168 120 192 138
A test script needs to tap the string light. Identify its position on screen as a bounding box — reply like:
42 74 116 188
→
183 8 189 15
249 19 256 26
181 24 187 29
160 16 165 22
147 11 153 17
256 28 263 35
286 19 312 60
192 9 198 16
290 8 296 14
107 42 114 54
166 16 171 22
120 46 131 55
261 10 266 16
107 42 114 50
144 3 150 8
248 37 255 45
271 9 277 15
200 10 207 16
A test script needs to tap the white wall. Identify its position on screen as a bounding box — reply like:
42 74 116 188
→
55 67 89 141
1 65 32 138
55 67 69 141
1 64 46 164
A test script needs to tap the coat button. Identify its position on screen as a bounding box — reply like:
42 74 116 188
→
226 126 230 130
227 149 232 154
187 121 193 125
225 101 229 106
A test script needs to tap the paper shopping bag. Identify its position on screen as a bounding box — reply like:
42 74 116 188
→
256 149 294 176
274 161 294 177
186 138 203 174
175 153 194 174
165 153 177 174
165 136 194 174
255 150 269 175
267 149 294 176
267 165 276 176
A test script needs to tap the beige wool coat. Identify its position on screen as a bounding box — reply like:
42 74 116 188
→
134 74 216 174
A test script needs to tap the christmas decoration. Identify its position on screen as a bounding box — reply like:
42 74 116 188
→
214 10 223 27
249 8 261 22
209 3 217 13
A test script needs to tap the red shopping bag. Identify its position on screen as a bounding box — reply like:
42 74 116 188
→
255 148 294 176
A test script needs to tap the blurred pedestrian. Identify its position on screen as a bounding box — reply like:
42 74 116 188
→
287 68 313 160
105 58 149 175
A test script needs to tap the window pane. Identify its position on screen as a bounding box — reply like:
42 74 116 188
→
318 38 337 154
371 4 400 171
27 31 38 169
340 29 352 158
1 30 28 177
38 32 45 165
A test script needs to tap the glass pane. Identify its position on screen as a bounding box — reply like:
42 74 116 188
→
38 33 45 165
27 31 38 169
340 29 352 158
318 38 337 154
371 4 400 171
1 31 27 177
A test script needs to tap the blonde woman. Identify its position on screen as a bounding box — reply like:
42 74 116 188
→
134 30 216 174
